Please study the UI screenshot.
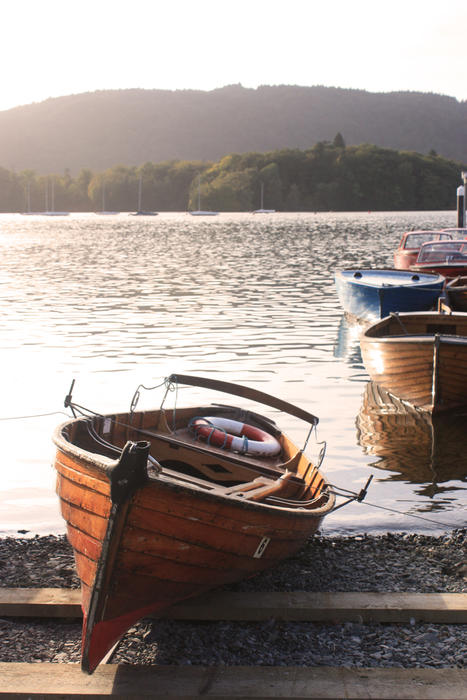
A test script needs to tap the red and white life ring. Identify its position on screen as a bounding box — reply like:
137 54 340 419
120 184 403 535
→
190 416 281 457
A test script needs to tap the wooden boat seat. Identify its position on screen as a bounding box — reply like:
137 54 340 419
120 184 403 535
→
223 472 297 502
155 468 300 504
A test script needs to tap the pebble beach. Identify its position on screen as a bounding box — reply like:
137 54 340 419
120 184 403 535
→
0 530 465 668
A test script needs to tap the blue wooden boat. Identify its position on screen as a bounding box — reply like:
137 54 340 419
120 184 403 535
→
334 269 445 320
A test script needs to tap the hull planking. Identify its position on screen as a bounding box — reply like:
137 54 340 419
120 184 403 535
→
360 312 467 412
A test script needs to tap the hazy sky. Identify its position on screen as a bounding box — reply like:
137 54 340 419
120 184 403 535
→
2 0 466 112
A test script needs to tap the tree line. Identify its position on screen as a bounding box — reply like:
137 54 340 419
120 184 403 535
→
1 139 465 213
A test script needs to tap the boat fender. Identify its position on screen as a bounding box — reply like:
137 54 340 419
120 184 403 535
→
189 416 281 457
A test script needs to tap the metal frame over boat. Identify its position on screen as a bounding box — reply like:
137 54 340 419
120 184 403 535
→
53 374 335 673
360 311 467 413
334 269 445 321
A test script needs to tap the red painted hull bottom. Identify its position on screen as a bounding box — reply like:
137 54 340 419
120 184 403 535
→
82 599 184 673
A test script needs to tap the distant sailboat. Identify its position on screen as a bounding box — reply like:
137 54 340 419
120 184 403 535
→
130 174 158 216
252 182 275 214
43 179 70 216
189 175 218 216
96 180 119 215
21 181 37 215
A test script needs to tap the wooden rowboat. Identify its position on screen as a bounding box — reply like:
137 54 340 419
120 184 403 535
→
53 374 335 673
446 276 467 311
360 311 467 413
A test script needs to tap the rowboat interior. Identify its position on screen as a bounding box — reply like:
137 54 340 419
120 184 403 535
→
447 276 467 290
60 402 328 506
446 276 467 311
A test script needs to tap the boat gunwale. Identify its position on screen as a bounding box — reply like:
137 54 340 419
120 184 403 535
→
335 268 445 290
361 333 467 344
361 311 467 338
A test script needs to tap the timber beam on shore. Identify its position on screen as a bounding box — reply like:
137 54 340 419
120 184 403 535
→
0 663 466 699
0 587 466 624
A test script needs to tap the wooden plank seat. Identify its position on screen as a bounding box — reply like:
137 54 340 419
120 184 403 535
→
223 472 296 502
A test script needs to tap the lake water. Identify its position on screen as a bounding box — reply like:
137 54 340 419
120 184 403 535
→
0 210 465 537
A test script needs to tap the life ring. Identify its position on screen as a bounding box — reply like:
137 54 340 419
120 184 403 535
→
189 416 281 457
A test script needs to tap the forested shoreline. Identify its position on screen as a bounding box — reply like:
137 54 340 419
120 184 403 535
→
1 140 465 213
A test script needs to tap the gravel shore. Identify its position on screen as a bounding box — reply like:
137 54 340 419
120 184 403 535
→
0 530 465 668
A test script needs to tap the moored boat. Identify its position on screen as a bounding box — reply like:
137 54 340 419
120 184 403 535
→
360 311 467 412
53 374 335 673
130 174 158 216
334 268 445 321
393 230 453 270
189 175 218 216
410 240 467 280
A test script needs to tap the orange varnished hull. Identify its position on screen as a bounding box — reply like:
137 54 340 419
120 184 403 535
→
53 375 334 672
360 311 467 412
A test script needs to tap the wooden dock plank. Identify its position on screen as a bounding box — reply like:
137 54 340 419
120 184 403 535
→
165 590 467 624
0 587 82 617
0 663 466 698
0 588 466 623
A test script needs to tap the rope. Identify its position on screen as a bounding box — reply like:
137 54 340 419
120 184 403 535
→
330 482 456 528
389 312 409 334
356 499 457 529
129 379 169 414
0 410 70 421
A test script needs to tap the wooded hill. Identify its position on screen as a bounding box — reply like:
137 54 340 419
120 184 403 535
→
1 141 465 213
0 85 466 174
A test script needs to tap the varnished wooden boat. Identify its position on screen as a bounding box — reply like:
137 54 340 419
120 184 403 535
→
356 382 467 484
359 311 467 413
446 276 467 311
53 374 335 673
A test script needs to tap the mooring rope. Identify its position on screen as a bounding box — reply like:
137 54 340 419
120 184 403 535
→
330 480 457 529
355 498 457 529
0 410 69 421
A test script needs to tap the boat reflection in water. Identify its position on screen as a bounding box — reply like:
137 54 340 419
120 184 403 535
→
356 382 467 496
333 314 366 366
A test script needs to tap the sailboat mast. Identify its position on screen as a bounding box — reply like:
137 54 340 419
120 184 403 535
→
138 175 142 212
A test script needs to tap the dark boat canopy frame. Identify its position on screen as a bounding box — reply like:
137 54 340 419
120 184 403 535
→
167 374 319 427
